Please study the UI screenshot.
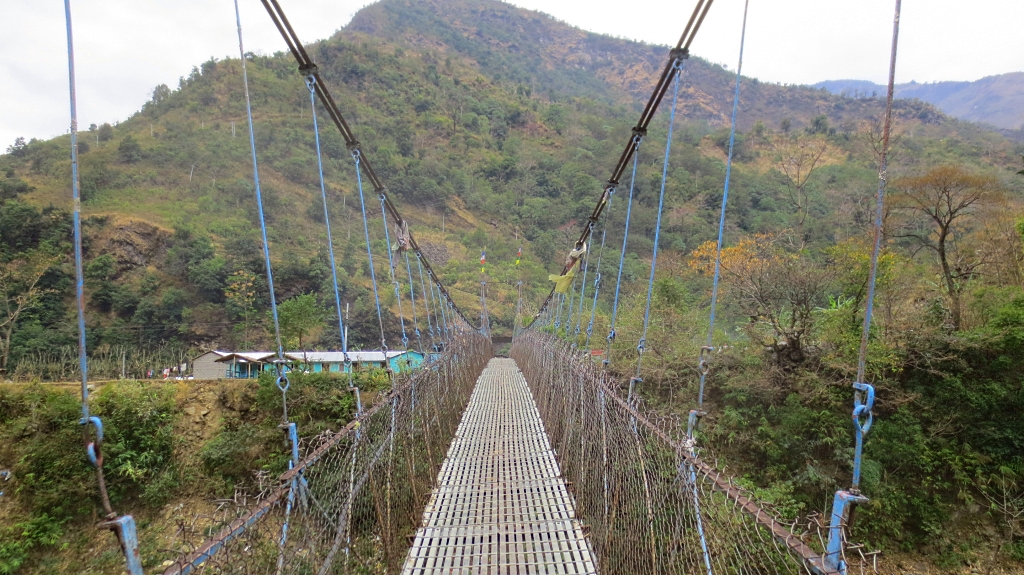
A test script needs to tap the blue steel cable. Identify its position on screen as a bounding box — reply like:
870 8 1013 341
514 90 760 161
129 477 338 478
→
64 5 143 573
235 0 293 432
434 281 449 339
604 139 642 364
564 276 576 339
433 280 446 340
236 3 285 367
586 190 614 350
379 202 409 348
65 0 88 428
853 0 901 492
306 76 348 358
636 59 684 378
404 252 423 352
429 280 441 340
416 256 437 349
554 293 564 331
697 0 748 410
574 233 591 343
352 152 388 349
825 4 900 572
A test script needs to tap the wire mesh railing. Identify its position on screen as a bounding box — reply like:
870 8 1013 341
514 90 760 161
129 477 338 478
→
511 330 844 575
160 332 491 575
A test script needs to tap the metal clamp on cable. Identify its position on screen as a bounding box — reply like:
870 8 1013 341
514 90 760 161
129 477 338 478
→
824 490 870 574
697 345 713 375
96 515 143 574
851 381 875 493
298 63 319 76
636 338 646 355
81 416 144 574
668 47 690 62
852 382 875 436
825 381 876 574
686 409 707 442
81 415 105 469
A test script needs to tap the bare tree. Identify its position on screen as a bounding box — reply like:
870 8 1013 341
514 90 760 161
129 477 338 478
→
893 165 1002 329
770 133 832 239
977 467 1024 573
0 252 57 375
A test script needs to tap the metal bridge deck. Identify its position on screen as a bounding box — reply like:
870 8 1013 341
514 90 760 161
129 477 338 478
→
402 358 597 575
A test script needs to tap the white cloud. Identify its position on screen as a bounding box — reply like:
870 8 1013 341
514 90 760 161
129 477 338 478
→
2 0 1022 148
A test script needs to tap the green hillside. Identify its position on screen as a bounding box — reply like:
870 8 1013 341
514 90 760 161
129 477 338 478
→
2 0 1024 571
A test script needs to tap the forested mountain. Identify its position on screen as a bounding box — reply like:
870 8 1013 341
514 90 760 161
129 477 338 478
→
2 0 1024 572
816 72 1024 131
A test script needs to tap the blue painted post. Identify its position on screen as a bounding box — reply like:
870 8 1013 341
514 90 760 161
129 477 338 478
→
825 490 869 572
96 516 144 575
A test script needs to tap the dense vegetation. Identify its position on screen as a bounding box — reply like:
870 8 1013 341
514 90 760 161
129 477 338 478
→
1 0 1023 571
0 370 389 573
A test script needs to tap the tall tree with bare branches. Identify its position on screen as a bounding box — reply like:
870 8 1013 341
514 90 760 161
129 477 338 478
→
893 165 1002 329
770 133 831 239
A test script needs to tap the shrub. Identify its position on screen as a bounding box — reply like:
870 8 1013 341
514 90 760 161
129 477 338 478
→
93 382 176 505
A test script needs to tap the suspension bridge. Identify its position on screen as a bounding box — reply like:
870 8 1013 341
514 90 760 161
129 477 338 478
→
56 0 903 573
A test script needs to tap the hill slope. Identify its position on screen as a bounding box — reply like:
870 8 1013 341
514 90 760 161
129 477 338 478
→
2 0 1024 572
816 72 1024 130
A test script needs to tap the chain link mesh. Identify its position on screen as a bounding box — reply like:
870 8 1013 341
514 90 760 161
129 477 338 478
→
160 332 492 575
511 330 852 575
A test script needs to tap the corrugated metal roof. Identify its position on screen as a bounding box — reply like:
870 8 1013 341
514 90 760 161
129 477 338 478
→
193 350 229 360
215 351 278 363
214 350 422 363
284 350 422 363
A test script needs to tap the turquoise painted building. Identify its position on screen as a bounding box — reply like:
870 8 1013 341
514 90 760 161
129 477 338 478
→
214 350 424 378
284 350 424 373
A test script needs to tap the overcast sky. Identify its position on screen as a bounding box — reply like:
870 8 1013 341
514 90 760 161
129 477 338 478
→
2 0 1022 149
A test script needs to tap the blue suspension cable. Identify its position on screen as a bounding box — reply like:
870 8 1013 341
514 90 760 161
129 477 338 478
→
826 2 900 572
696 0 748 411
379 203 409 349
434 281 449 340
306 76 348 359
65 2 143 572
574 232 592 344
852 0 901 495
234 4 301 566
586 189 615 350
554 293 564 332
416 256 437 349
404 252 422 352
636 59 684 379
352 152 387 349
564 276 577 339
236 8 284 368
604 138 642 364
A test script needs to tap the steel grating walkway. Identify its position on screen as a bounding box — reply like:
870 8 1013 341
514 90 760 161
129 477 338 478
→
402 358 597 575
